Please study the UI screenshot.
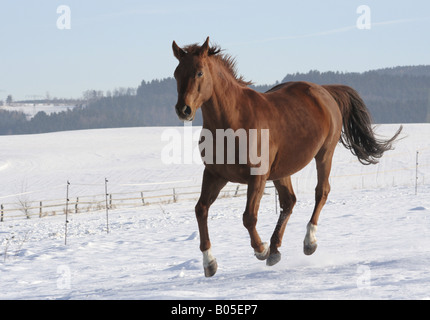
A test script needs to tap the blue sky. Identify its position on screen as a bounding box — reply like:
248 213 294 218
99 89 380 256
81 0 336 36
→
1 0 429 100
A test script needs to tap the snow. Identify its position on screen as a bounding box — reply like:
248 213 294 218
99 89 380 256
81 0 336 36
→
0 124 429 300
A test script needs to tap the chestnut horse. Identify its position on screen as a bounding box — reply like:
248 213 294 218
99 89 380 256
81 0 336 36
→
172 37 402 277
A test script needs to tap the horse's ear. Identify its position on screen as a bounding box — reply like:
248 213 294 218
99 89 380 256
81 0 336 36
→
200 36 210 57
172 41 186 60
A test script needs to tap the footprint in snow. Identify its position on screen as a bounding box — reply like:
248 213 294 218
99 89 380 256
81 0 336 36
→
410 206 427 211
168 231 198 242
185 231 198 241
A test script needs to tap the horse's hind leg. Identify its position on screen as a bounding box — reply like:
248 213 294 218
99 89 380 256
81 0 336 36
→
243 175 270 261
304 149 334 255
195 169 227 277
267 177 296 266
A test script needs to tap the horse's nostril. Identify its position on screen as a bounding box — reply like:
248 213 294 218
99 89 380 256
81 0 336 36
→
182 105 192 116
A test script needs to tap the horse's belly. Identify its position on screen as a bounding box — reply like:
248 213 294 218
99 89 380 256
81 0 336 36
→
268 160 312 181
267 143 322 181
204 164 250 184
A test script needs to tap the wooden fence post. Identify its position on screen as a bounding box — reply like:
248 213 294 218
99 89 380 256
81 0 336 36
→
105 178 109 234
65 181 70 245
141 192 145 206
234 185 240 197
39 201 43 218
1 204 3 222
75 197 79 214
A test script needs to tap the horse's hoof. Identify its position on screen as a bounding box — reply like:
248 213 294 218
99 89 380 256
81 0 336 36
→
303 242 318 255
254 242 270 261
266 251 281 266
204 259 217 277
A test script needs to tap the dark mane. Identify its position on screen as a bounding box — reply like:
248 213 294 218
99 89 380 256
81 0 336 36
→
183 43 253 86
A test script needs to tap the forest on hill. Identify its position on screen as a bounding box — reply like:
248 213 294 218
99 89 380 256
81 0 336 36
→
0 65 429 135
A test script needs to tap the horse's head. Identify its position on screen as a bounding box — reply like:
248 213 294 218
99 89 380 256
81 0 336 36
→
172 37 214 121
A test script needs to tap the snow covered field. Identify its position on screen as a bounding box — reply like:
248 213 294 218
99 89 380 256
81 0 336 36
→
0 124 429 300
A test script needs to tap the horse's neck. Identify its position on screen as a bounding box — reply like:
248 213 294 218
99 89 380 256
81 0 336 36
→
202 77 246 130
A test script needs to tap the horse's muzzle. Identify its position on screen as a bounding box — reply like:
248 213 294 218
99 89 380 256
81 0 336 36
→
176 104 194 121
182 105 192 116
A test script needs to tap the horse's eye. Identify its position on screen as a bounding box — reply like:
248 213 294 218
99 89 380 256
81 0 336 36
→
197 71 204 78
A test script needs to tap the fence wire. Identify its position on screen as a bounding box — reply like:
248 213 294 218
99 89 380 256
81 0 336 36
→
0 147 428 222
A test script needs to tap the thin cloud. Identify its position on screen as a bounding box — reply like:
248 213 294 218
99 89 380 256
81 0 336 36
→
229 17 430 46
372 17 429 27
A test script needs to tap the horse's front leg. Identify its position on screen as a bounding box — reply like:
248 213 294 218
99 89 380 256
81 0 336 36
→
243 175 270 261
195 169 227 277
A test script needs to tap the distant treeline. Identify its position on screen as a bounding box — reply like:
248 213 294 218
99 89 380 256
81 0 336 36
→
0 65 429 135
279 66 430 125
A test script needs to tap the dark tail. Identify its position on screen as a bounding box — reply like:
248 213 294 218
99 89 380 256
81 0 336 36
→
323 85 403 165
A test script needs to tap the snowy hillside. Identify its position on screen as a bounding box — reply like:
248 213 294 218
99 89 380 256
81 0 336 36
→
0 104 76 120
0 124 429 300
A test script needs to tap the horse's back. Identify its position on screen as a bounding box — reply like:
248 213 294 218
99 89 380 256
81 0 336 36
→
266 81 334 102
265 81 342 131
265 81 314 94
261 81 343 179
